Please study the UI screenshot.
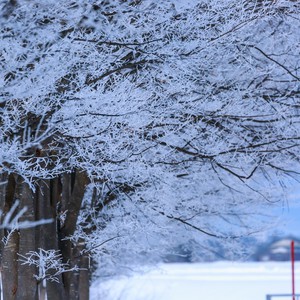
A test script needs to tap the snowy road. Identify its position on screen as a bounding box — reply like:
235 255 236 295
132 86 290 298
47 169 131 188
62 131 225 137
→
90 262 300 300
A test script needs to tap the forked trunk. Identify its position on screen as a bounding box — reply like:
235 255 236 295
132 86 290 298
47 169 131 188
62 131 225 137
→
0 171 90 299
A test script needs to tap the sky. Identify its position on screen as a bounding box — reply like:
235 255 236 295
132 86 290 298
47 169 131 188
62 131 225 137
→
271 184 300 238
275 207 300 238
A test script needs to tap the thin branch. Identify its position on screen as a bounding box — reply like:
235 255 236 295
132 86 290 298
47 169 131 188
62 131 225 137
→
152 207 225 238
250 45 300 81
214 160 260 181
78 235 123 257
85 59 160 86
73 38 163 47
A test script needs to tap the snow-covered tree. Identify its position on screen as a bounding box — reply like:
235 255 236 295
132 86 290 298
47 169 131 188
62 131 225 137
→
1 0 300 298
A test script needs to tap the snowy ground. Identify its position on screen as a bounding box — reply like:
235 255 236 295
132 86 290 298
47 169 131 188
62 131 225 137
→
90 261 300 300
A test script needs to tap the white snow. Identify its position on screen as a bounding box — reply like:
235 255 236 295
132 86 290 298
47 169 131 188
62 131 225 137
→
90 261 300 300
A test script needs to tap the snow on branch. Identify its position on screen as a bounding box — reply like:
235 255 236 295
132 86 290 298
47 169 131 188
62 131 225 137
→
0 200 52 230
18 248 82 283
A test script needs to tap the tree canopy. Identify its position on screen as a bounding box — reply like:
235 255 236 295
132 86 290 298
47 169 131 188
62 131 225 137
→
1 0 300 298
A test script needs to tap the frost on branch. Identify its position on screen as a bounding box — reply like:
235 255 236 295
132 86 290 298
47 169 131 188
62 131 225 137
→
0 200 52 230
0 0 300 291
18 248 81 283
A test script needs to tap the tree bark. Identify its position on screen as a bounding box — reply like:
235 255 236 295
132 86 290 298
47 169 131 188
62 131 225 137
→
59 171 90 299
34 178 65 300
0 171 90 299
15 177 38 300
79 253 90 300
1 173 19 300
1 230 19 300
46 178 65 300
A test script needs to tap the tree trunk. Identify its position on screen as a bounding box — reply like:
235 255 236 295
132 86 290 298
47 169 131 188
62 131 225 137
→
59 170 90 299
0 171 90 299
38 281 47 300
79 253 90 300
15 177 38 300
1 230 19 300
36 179 65 300
1 173 18 300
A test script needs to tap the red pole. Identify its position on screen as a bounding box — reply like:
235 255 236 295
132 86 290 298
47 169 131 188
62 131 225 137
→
291 240 295 300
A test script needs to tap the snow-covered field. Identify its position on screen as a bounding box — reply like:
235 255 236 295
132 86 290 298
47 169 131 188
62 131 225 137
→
90 262 300 300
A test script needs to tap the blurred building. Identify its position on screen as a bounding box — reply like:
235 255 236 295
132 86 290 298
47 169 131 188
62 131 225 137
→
254 237 300 262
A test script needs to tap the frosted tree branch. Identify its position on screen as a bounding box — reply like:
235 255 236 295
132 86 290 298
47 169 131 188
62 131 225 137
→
18 248 82 283
0 200 52 230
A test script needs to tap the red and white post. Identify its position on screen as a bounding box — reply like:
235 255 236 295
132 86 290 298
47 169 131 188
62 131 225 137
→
291 240 295 300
